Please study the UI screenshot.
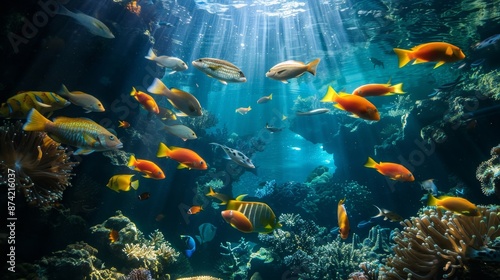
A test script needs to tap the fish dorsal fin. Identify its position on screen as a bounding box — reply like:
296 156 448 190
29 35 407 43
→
338 92 351 97
445 46 453 56
235 194 247 201
333 103 346 111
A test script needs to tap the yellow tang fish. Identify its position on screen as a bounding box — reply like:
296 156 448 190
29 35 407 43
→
106 174 139 192
1 91 70 118
23 108 123 155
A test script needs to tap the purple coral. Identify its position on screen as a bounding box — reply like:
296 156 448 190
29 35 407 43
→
476 144 500 196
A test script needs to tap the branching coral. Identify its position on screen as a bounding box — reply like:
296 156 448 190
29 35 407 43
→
218 237 252 279
380 206 500 279
476 144 500 196
0 120 78 207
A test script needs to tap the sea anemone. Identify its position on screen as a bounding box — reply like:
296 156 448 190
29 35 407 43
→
476 144 500 196
0 120 77 207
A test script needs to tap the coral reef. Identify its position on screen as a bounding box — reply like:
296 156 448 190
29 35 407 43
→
183 108 219 133
176 276 222 280
123 268 153 280
380 205 500 279
254 179 276 198
0 120 78 207
476 143 500 197
218 237 253 279
463 68 500 100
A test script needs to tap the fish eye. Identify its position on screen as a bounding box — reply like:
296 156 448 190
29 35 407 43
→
200 161 204 165
197 59 202 62
98 104 103 107
109 135 115 140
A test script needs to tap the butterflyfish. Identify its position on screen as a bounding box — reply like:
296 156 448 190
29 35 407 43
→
106 174 139 193
393 42 465 69
427 194 480 216
23 108 122 155
364 157 414 182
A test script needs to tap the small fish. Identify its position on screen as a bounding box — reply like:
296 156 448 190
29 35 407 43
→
118 120 130 128
257 93 273 104
210 142 255 169
57 5 114 39
471 58 486 68
420 179 438 196
295 108 330 116
265 123 283 133
127 155 165 179
156 142 207 170
369 57 384 68
371 205 403 222
266 58 320 83
180 235 196 257
427 194 479 216
474 34 500 50
321 86 380 121
393 42 465 69
235 106 251 115
163 124 197 141
58 84 105 113
144 48 188 74
109 229 119 243
106 174 139 192
206 187 231 205
192 58 247 84
337 198 350 239
158 107 177 121
138 192 151 200
187 205 203 215
364 157 414 181
357 219 374 229
23 108 122 155
130 87 159 114
1 91 70 119
352 81 405 97
147 78 202 117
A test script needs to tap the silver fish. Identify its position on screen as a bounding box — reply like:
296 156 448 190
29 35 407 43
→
147 78 202 116
58 84 105 113
474 34 500 50
371 205 403 222
145 48 188 74
420 179 438 196
192 58 246 85
163 124 197 141
57 6 114 39
210 142 255 168
295 108 330 116
266 58 320 83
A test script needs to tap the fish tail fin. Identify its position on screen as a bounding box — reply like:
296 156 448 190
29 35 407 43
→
248 106 252 110
307 58 321 76
147 78 169 95
127 155 137 169
371 205 383 219
156 142 171 158
145 48 157 61
268 93 273 100
427 194 438 206
321 86 338 103
58 84 71 97
364 157 378 169
130 180 139 190
393 48 413 68
206 187 216 197
391 83 405 94
23 109 51 131
338 197 346 205
130 87 138 97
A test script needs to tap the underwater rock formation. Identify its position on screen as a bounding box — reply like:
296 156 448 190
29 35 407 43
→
476 143 500 197
0 120 78 207
380 206 500 279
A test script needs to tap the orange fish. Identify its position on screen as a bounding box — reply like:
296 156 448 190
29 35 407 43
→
352 81 405 97
130 87 159 114
221 210 253 233
321 86 380 121
127 155 165 179
364 157 414 181
109 229 119 243
235 106 251 115
393 42 466 69
156 142 207 170
337 198 350 239
187 206 203 215
118 120 130 128
427 194 480 216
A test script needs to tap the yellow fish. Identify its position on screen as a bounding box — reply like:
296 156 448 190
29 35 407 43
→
58 84 105 113
1 91 70 118
106 174 139 192
427 194 480 216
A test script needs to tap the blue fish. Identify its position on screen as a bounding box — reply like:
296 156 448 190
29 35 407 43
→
180 235 196 258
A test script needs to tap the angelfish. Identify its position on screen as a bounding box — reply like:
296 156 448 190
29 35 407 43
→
57 6 114 39
210 142 255 169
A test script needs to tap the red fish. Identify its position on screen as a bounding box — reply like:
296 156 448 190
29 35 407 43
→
127 155 165 179
187 206 203 215
352 81 405 97
393 42 465 69
130 87 159 114
118 120 130 128
364 157 414 181
321 86 380 121
156 142 207 170
337 198 350 239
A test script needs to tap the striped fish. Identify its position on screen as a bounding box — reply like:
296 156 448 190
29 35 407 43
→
192 58 247 85
23 108 123 155
221 194 281 233
1 91 70 118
